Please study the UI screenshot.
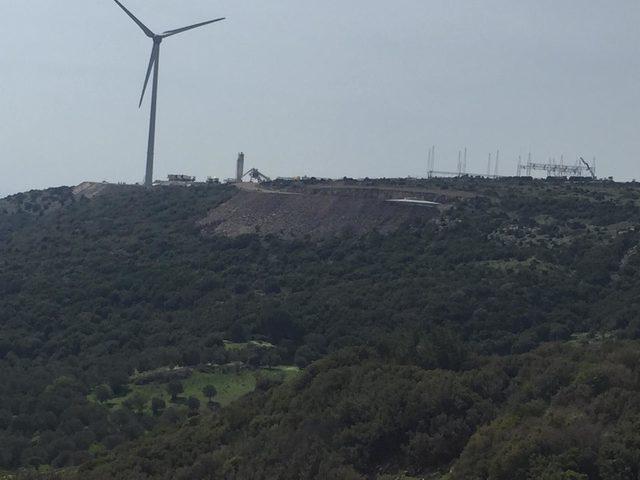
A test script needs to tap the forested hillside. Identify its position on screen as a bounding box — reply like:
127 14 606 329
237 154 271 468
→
2 179 640 479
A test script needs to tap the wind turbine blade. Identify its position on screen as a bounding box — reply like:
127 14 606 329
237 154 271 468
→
161 17 225 38
114 0 154 38
139 44 158 108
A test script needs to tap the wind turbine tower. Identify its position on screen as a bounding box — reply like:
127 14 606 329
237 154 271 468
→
113 1 225 187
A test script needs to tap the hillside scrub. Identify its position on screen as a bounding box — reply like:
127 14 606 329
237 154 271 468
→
1 179 640 477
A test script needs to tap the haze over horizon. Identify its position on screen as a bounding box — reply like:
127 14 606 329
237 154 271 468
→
1 0 639 197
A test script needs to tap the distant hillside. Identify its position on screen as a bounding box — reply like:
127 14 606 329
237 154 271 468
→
0 187 74 215
1 178 640 479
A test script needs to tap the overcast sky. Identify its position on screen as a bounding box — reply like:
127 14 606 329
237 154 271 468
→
1 0 639 196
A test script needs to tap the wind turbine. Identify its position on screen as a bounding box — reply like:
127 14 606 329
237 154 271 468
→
113 0 225 187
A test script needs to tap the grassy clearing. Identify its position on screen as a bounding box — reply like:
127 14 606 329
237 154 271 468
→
96 366 299 413
184 370 256 406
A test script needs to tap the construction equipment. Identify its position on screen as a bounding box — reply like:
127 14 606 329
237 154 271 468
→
580 157 597 180
243 168 271 183
167 174 195 182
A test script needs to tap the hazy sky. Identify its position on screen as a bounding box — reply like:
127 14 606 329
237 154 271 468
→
1 1 639 196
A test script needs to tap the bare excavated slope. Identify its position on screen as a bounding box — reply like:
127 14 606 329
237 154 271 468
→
73 182 139 198
199 188 441 239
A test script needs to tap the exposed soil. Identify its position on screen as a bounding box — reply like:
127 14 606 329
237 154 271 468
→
73 182 138 198
199 189 440 239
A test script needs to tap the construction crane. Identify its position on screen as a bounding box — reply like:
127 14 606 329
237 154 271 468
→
242 168 271 183
580 157 597 180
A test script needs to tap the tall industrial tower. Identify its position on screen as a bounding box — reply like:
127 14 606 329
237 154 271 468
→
236 152 245 183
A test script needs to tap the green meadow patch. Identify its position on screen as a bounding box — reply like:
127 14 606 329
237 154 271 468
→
92 365 300 414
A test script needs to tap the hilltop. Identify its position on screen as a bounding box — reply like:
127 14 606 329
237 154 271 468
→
1 178 640 479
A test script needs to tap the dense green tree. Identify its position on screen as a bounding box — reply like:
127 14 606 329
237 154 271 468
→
202 385 217 404
94 384 113 403
151 397 166 416
167 381 184 402
187 396 200 412
122 392 146 414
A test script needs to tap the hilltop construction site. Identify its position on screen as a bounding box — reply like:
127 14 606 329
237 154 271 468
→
59 150 625 243
67 176 471 240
